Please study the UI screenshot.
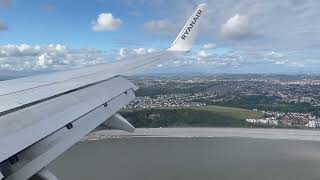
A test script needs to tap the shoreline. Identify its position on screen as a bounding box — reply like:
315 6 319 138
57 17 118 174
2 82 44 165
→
82 127 320 142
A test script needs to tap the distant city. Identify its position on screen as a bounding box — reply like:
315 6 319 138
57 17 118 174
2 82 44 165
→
125 74 320 129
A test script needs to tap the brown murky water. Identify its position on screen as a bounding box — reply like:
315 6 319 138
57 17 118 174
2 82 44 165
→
48 137 320 180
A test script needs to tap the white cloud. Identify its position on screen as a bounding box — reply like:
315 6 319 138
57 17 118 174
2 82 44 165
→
119 48 129 57
221 14 251 39
288 61 305 67
133 48 158 55
51 44 66 52
0 44 112 73
37 53 53 67
264 51 284 58
0 44 66 57
92 13 122 32
118 47 158 59
147 48 157 53
133 48 147 55
173 60 181 64
144 19 175 35
275 61 285 65
203 43 216 49
198 50 209 58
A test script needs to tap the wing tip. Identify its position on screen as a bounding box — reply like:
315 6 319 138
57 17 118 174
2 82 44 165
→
167 3 207 52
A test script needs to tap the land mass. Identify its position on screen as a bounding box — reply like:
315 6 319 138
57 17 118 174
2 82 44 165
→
120 74 320 129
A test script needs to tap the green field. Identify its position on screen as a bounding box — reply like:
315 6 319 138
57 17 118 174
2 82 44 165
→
187 105 263 119
120 105 263 128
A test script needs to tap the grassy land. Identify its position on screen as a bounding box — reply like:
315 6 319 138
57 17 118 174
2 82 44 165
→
120 105 263 128
188 105 263 120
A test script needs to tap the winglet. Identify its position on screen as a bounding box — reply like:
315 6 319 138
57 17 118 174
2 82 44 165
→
168 3 207 52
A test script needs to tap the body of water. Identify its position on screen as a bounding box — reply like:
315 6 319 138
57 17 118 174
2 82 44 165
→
49 137 320 180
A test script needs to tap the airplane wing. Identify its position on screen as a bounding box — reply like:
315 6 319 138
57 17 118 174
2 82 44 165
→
0 4 207 180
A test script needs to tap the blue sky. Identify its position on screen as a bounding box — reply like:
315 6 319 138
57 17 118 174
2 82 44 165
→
1 0 320 76
0 0 171 49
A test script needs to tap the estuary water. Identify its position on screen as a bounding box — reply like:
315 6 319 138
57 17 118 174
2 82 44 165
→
48 137 320 180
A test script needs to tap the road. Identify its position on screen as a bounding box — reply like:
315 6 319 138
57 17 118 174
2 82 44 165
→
83 128 320 141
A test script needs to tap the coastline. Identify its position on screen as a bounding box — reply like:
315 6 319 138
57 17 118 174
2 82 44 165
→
82 127 320 142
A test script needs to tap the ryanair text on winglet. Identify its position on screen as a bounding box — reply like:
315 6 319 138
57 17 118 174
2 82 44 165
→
180 9 203 40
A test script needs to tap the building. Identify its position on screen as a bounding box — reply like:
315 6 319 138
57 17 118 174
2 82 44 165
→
305 120 320 128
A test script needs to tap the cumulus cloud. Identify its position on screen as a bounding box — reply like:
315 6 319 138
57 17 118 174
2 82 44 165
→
133 48 157 55
1 43 317 76
0 44 112 74
0 44 66 57
119 48 129 57
288 61 305 67
221 14 252 39
121 0 320 51
133 48 147 55
148 46 320 74
144 19 175 35
203 43 216 49
275 61 286 65
198 50 209 58
0 21 8 31
147 48 157 53
118 47 158 59
92 13 122 32
264 51 284 58
37 53 53 67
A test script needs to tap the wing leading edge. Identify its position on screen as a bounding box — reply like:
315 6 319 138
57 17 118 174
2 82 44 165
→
0 4 207 180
